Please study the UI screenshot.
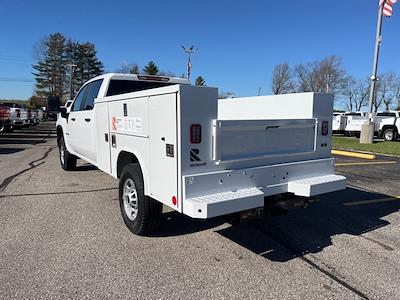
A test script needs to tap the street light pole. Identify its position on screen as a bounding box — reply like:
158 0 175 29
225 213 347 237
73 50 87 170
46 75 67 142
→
360 4 384 144
182 45 198 80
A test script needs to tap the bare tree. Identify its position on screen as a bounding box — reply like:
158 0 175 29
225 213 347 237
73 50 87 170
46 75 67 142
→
158 70 176 77
117 62 140 74
354 78 370 111
271 63 294 94
294 55 346 94
294 62 319 92
318 55 347 94
395 76 400 110
391 74 400 110
375 72 397 111
342 76 356 111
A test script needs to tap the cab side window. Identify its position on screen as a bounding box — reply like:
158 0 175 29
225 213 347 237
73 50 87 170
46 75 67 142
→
83 80 103 110
71 85 89 112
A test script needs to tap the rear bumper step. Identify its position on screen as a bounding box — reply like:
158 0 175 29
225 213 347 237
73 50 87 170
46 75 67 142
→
288 174 346 197
183 172 346 219
184 187 265 219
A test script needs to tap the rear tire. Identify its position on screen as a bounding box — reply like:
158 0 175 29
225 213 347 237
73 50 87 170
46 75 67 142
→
58 136 77 170
383 128 395 141
119 163 162 236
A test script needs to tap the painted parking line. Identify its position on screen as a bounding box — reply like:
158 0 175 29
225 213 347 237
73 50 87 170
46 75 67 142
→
332 150 376 160
335 161 397 167
344 196 400 206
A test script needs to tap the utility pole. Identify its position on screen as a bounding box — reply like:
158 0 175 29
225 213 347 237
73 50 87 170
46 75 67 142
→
258 86 262 96
182 45 198 80
324 74 333 93
68 64 77 100
360 4 384 144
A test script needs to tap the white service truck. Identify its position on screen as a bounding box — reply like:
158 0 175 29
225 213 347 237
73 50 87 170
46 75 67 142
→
332 112 347 134
56 73 346 235
344 111 399 141
375 111 400 141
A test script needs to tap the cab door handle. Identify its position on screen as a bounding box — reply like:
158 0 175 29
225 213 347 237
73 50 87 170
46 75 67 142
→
84 118 91 122
71 118 76 121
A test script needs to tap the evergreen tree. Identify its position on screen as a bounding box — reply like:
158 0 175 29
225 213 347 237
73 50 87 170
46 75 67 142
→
65 40 104 97
195 76 205 86
73 42 104 91
33 34 104 101
143 61 159 75
32 33 67 99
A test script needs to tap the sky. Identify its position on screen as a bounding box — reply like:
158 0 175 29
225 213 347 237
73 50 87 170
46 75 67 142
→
0 0 399 102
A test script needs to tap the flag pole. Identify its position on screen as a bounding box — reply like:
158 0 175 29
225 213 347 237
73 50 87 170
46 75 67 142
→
361 2 384 143
368 3 384 121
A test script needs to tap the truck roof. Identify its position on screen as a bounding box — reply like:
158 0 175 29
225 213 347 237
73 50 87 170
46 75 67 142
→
86 73 191 86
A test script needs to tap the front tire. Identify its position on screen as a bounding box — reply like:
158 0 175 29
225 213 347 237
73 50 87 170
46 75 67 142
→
58 136 77 170
383 128 395 141
119 163 162 236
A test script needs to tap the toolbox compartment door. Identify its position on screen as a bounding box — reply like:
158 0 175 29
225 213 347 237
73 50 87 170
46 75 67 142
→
212 119 317 164
148 92 179 210
95 102 112 173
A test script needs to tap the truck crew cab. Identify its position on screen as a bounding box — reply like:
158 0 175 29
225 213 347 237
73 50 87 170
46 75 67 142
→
57 73 346 235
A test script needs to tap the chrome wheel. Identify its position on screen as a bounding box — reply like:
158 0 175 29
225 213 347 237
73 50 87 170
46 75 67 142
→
384 130 393 141
123 178 138 221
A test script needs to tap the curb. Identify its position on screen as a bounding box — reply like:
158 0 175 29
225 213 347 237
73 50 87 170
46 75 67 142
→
333 147 400 159
331 149 376 160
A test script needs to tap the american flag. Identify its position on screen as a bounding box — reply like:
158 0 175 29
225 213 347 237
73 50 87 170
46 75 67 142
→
380 0 398 17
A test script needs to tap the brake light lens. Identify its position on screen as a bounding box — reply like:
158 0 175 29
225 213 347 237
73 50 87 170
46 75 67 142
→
190 124 202 144
137 75 170 82
321 121 329 136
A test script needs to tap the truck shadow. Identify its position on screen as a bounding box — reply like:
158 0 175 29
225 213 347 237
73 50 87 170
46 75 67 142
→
216 187 400 262
0 147 25 155
73 163 98 172
0 139 46 145
151 212 225 237
0 123 56 154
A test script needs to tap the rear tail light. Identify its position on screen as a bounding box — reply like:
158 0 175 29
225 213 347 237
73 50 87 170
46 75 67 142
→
190 124 202 144
321 121 329 136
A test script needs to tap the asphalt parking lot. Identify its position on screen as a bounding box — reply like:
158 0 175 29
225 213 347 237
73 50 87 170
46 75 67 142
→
1 123 400 299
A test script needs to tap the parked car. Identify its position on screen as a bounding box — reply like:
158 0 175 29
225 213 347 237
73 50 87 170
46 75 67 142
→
344 111 400 141
344 112 369 137
47 96 60 121
37 109 44 123
0 103 30 129
375 111 400 141
29 109 41 126
0 105 12 132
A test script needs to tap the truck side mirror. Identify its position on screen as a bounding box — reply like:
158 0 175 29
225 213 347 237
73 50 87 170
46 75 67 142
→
60 107 68 119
